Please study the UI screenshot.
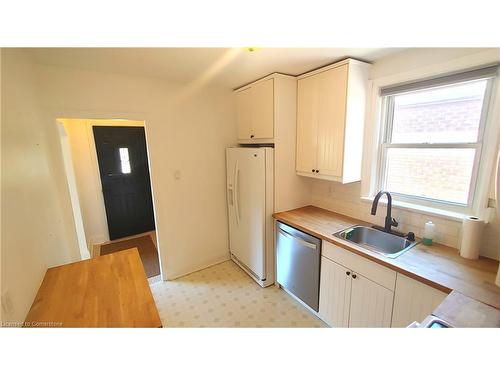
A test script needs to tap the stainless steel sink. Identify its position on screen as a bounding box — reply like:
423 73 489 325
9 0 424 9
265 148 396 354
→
333 225 418 258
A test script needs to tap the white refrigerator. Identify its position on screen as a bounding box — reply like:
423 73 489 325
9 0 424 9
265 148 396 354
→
226 147 274 287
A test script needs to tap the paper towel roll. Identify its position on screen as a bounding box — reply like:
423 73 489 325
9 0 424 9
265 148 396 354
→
459 216 484 260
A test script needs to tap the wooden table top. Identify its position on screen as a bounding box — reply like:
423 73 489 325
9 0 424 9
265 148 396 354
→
273 205 500 310
25 248 162 328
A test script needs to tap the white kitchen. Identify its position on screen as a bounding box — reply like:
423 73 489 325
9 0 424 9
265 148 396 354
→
1 3 500 374
227 53 500 329
4 47 500 330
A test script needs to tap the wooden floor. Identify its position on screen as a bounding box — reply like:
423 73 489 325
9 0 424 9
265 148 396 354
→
100 234 160 278
25 248 162 328
92 231 157 257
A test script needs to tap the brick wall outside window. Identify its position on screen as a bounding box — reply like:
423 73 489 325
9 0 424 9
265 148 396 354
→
385 97 482 204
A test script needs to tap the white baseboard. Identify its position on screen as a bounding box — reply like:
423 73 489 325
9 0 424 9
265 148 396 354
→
165 252 231 281
231 254 274 288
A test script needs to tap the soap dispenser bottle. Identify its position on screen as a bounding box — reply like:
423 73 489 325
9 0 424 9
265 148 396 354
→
422 221 435 246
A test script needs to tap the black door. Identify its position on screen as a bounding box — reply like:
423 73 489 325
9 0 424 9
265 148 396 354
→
93 126 155 240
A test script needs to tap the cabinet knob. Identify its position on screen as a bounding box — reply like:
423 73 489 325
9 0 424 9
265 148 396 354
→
352 274 357 279
250 134 254 138
311 169 315 172
346 271 351 276
316 170 320 173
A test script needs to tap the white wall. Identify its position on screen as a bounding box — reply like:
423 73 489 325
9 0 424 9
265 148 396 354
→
31 56 237 280
1 49 237 322
309 48 500 260
1 49 82 323
58 121 90 260
369 48 492 79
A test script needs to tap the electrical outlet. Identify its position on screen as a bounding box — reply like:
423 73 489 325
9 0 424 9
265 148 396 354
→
487 198 496 209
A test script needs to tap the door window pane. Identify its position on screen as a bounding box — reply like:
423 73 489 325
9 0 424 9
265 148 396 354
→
119 147 131 174
391 80 487 144
385 148 476 204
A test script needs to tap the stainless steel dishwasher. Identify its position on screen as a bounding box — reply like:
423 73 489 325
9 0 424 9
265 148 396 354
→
276 221 321 311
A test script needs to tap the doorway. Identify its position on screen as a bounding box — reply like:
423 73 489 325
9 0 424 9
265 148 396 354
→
58 118 161 280
93 126 155 240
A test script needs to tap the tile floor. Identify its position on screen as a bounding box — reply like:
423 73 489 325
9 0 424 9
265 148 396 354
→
150 260 327 328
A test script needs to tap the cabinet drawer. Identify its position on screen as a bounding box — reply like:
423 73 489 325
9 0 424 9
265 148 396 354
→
322 241 396 291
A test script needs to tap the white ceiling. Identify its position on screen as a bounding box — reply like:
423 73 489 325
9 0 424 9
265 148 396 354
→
27 48 402 89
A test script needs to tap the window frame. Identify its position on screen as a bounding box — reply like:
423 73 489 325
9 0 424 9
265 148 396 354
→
376 78 495 214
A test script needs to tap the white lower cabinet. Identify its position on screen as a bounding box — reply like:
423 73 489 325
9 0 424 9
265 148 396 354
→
318 257 351 327
319 255 394 328
348 273 394 327
391 273 448 327
318 241 448 328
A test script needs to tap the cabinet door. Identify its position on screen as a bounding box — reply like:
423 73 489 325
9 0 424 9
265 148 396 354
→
349 273 394 328
391 274 448 327
236 87 252 140
296 75 319 174
250 79 274 139
318 256 351 327
316 65 348 177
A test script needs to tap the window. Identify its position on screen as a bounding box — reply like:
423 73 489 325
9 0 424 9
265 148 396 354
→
119 147 131 174
377 66 497 212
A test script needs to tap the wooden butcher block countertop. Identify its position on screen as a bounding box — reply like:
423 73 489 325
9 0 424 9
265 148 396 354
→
433 291 500 327
24 248 162 328
273 206 500 311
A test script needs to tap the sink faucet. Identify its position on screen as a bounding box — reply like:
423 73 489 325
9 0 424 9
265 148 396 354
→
371 190 398 233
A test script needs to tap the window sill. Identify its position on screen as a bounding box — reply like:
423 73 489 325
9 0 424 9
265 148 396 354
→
360 196 467 222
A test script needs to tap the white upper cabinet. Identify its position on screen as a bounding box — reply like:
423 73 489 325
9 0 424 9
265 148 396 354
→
296 59 370 183
234 74 309 213
296 75 319 173
236 87 252 140
235 78 274 142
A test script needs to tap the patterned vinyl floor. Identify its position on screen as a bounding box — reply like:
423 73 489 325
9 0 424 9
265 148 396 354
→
150 260 327 328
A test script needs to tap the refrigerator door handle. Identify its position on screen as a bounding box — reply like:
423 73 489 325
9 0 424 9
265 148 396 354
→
227 187 234 206
234 160 240 226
